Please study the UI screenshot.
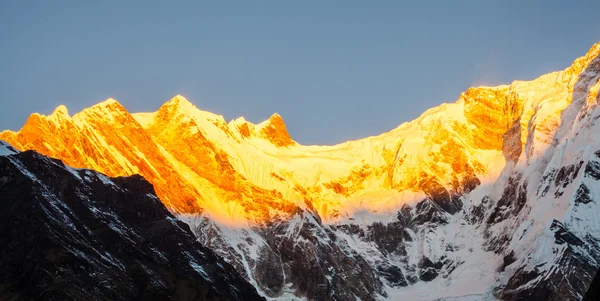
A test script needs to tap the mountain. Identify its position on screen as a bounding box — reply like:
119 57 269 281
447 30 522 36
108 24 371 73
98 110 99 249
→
2 42 600 300
584 269 600 300
0 142 264 301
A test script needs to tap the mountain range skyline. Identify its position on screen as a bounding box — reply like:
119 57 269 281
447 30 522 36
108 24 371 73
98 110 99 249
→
2 41 600 299
3 2 600 299
2 1 600 145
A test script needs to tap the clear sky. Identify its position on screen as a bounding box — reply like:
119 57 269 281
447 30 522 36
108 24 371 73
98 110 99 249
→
1 1 599 145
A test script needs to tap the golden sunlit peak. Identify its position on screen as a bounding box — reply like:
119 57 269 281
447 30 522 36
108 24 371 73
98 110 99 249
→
72 98 127 122
257 112 295 147
270 112 283 120
163 94 195 111
231 116 248 124
267 113 287 129
50 105 69 117
229 116 250 127
168 94 191 104
257 112 285 127
89 98 122 110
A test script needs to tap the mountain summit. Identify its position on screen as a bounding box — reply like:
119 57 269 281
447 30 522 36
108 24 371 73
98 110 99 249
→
2 42 600 300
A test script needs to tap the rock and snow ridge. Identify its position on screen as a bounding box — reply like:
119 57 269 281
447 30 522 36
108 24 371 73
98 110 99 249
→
0 140 18 156
0 144 264 301
2 42 600 300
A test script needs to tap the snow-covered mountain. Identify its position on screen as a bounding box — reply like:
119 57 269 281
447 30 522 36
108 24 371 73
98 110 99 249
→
2 42 600 300
0 142 264 301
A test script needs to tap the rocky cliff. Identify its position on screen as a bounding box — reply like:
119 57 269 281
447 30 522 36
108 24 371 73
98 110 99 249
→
0 142 264 301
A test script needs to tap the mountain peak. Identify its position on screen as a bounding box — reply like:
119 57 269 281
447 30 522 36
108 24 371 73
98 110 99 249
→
72 98 131 125
50 105 69 118
229 117 253 138
269 112 283 121
99 97 119 106
231 116 248 125
258 113 295 147
83 97 126 113
157 95 200 118
164 95 194 110
155 95 225 125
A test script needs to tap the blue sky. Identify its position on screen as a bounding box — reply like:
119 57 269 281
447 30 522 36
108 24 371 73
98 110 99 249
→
1 1 599 145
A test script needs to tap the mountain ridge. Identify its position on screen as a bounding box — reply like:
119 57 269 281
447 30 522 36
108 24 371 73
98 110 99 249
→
2 42 600 300
0 142 265 301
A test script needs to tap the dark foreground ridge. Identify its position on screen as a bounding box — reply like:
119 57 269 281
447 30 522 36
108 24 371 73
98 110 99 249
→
584 269 600 301
0 148 265 301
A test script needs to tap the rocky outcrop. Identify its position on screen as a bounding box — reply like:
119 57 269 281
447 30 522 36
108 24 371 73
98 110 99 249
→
0 148 264 301
258 113 296 147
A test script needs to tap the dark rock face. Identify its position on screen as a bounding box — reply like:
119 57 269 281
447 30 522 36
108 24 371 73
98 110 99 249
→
555 161 585 188
0 150 264 301
487 174 528 225
419 177 464 215
413 199 449 226
258 213 386 301
197 210 392 301
555 162 585 198
502 120 523 164
584 268 600 301
500 221 600 301
499 251 517 272
229 195 463 299
585 161 600 180
376 262 407 287
418 257 442 282
194 184 484 300
575 184 593 205
470 196 490 224
366 221 410 255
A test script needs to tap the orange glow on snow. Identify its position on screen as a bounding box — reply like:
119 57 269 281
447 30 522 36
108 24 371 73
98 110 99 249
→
1 42 599 227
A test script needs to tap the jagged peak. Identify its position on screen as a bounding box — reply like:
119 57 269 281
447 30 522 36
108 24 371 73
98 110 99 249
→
49 105 69 119
0 131 17 143
229 117 256 138
257 112 295 147
158 95 199 116
257 113 285 128
460 86 510 104
79 98 126 113
156 95 223 124
71 98 131 125
0 132 20 155
164 94 194 110
230 116 249 125
581 41 600 63
98 97 120 107
563 41 600 78
269 112 284 122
